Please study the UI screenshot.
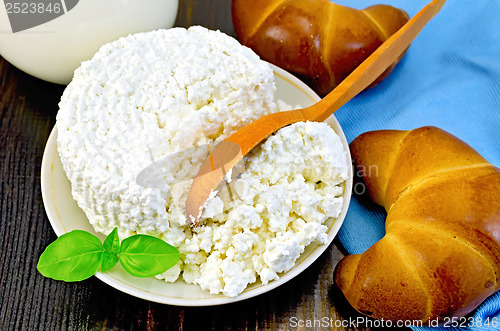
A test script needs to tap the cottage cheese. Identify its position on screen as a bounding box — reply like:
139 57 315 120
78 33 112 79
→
179 121 348 296
57 26 348 297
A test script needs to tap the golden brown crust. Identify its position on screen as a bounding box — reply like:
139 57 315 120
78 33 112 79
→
335 126 500 322
232 0 409 96
350 129 407 206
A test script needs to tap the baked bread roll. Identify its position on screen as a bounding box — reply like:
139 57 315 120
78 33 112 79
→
232 0 409 96
335 126 500 322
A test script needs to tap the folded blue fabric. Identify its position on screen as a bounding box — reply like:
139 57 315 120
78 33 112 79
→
330 0 500 330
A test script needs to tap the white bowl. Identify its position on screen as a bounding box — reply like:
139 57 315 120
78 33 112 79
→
40 64 353 306
0 0 178 84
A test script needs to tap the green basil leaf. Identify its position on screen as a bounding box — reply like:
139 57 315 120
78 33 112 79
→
101 251 119 272
100 227 120 272
103 227 120 255
119 235 180 277
37 230 103 282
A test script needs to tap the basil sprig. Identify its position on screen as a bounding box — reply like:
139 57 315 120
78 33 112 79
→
37 227 180 281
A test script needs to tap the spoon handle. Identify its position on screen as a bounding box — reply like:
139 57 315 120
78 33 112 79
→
228 0 447 155
303 0 447 122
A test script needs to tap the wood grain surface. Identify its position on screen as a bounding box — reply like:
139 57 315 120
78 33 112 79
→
0 1 409 330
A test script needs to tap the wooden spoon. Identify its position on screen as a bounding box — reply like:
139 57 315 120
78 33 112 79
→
186 0 446 226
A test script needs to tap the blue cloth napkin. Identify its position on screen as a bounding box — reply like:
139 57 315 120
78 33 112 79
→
329 0 500 330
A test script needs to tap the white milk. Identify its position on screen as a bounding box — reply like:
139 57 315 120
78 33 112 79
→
0 0 179 84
